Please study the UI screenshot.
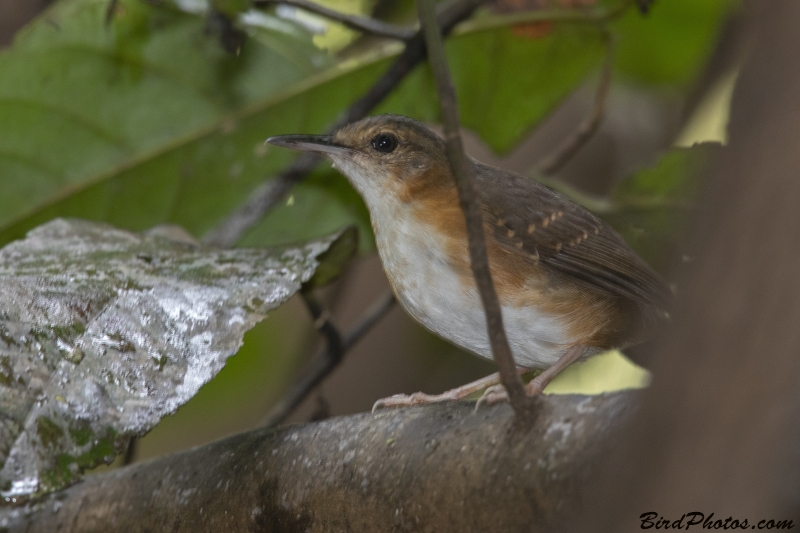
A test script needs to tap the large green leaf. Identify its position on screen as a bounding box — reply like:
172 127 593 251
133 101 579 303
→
0 1 607 249
381 23 607 153
0 0 329 240
611 0 739 86
0 218 353 499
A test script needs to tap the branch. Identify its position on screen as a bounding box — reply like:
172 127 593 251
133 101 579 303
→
122 437 138 466
202 152 320 247
203 0 484 248
262 290 396 427
3 393 637 532
104 0 119 25
453 1 631 34
538 34 615 176
532 174 694 214
417 0 527 414
341 290 396 348
254 0 415 40
300 288 344 370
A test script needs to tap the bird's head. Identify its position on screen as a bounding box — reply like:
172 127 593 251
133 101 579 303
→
266 115 451 206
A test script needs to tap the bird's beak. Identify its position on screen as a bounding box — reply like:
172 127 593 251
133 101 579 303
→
265 134 349 156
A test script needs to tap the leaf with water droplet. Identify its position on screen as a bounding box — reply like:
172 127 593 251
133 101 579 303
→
0 218 354 500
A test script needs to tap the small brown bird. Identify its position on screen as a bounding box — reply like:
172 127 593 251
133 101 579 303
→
267 115 670 408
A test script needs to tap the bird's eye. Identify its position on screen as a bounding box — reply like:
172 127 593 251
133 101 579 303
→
370 133 398 154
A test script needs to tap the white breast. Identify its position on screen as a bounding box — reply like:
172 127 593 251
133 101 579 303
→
371 201 576 370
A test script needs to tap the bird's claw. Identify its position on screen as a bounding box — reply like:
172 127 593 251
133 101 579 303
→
372 391 456 413
474 384 509 411
474 380 546 411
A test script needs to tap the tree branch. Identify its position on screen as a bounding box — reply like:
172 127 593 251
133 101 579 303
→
203 0 485 248
530 173 694 214
104 0 119 25
3 393 636 532
417 0 527 414
538 33 615 176
254 0 415 40
262 290 396 427
452 1 631 34
340 290 395 348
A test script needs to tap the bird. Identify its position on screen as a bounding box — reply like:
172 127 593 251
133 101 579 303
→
266 114 670 409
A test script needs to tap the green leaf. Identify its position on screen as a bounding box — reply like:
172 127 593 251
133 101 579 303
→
604 143 720 269
611 0 739 86
0 218 351 499
0 0 329 240
0 2 606 249
380 23 607 153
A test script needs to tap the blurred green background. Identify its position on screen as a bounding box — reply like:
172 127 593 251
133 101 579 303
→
0 0 739 465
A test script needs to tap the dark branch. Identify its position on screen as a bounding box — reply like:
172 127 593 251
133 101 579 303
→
530 174 694 214
262 290 395 427
300 288 344 366
454 0 632 33
104 0 119 26
254 0 415 40
416 0 527 414
539 34 615 176
202 0 485 248
341 290 395 348
122 437 138 466
202 152 320 247
3 393 637 532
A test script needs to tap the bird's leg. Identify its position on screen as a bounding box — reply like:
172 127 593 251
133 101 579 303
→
372 366 529 412
479 345 589 406
527 345 588 394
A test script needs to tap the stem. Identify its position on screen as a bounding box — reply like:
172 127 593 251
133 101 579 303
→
417 0 528 414
453 0 632 35
254 0 415 40
262 291 396 427
538 33 615 176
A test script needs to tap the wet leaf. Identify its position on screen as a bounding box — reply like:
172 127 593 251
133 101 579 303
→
0 218 352 499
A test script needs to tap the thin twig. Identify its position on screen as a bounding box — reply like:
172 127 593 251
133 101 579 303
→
453 0 633 34
341 291 396 348
123 437 138 466
255 0 415 40
202 0 485 247
538 34 615 176
262 290 396 427
104 0 119 26
417 0 527 414
532 174 694 214
300 288 344 362
203 154 320 247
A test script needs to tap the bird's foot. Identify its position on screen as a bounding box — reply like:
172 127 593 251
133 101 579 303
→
474 379 546 410
372 370 525 413
372 391 459 413
474 345 589 409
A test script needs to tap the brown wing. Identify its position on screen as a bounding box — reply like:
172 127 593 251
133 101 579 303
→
474 162 671 311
